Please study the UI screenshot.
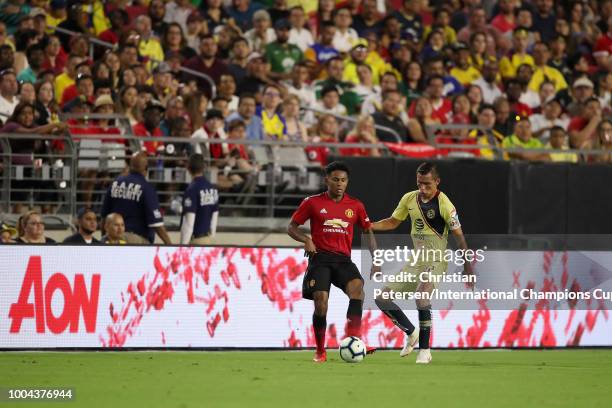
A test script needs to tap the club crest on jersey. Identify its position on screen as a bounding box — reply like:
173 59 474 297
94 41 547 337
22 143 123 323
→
426 209 435 219
345 209 354 218
309 279 316 287
323 219 349 228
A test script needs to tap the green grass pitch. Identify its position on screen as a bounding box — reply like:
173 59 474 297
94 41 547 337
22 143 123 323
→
1 350 611 408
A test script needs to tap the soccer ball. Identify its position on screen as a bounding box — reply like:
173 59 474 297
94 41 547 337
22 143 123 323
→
339 336 366 363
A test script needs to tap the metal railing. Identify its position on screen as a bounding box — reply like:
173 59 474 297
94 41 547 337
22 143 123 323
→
50 25 217 98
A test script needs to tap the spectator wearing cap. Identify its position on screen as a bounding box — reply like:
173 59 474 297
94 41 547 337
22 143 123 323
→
0 68 18 117
133 100 166 155
499 27 534 80
332 7 359 54
92 94 123 142
151 62 173 105
16 43 44 84
265 19 303 81
288 6 314 52
185 11 205 51
236 52 270 96
472 59 503 105
529 98 569 144
565 77 595 118
528 42 567 93
180 153 219 245
449 42 481 87
164 0 194 34
342 38 390 87
101 152 172 245
244 9 276 54
102 213 126 244
304 21 340 79
1 223 17 244
63 208 100 244
16 211 56 244
183 34 227 98
227 0 263 32
502 118 549 161
226 93 264 141
569 97 603 149
192 108 227 157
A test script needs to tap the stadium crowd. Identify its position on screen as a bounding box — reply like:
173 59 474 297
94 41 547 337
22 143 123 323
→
0 0 611 243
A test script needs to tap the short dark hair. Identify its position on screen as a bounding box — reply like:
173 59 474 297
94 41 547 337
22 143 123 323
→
325 161 350 177
188 153 206 174
549 125 566 135
228 119 246 132
417 162 439 179
426 74 444 86
238 92 256 104
478 103 495 114
321 85 339 97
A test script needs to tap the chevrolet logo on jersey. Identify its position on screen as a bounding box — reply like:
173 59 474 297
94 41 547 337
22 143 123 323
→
323 219 349 228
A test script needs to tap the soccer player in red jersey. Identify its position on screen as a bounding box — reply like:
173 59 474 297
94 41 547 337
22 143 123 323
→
288 161 377 362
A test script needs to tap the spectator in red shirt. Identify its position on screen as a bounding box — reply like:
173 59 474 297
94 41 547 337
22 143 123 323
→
340 114 381 157
505 78 532 118
424 75 452 123
182 34 228 98
490 0 516 35
133 100 166 155
568 97 603 149
99 9 129 45
40 35 67 75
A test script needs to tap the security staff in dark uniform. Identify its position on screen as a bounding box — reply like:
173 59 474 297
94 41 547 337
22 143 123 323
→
101 152 172 244
180 154 219 245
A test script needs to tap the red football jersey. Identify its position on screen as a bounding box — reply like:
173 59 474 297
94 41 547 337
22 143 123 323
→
291 192 371 257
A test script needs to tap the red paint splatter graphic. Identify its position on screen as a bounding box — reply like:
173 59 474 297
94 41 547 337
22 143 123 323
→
100 247 307 347
99 248 608 348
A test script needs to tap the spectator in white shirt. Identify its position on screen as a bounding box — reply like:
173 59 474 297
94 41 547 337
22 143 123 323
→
307 85 347 127
517 64 540 109
164 0 194 33
244 10 276 54
283 61 316 110
288 6 314 52
332 7 358 53
472 59 503 105
529 98 569 144
0 69 19 119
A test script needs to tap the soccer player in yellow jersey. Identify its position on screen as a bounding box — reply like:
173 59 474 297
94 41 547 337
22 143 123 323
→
371 162 472 364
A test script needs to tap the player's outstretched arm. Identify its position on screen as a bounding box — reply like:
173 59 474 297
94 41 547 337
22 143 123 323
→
371 217 402 231
287 221 317 256
363 227 381 278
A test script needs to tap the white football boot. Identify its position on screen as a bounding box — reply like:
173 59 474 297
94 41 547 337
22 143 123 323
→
416 348 432 364
400 327 419 357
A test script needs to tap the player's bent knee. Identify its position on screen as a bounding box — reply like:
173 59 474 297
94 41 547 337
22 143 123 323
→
345 278 364 299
